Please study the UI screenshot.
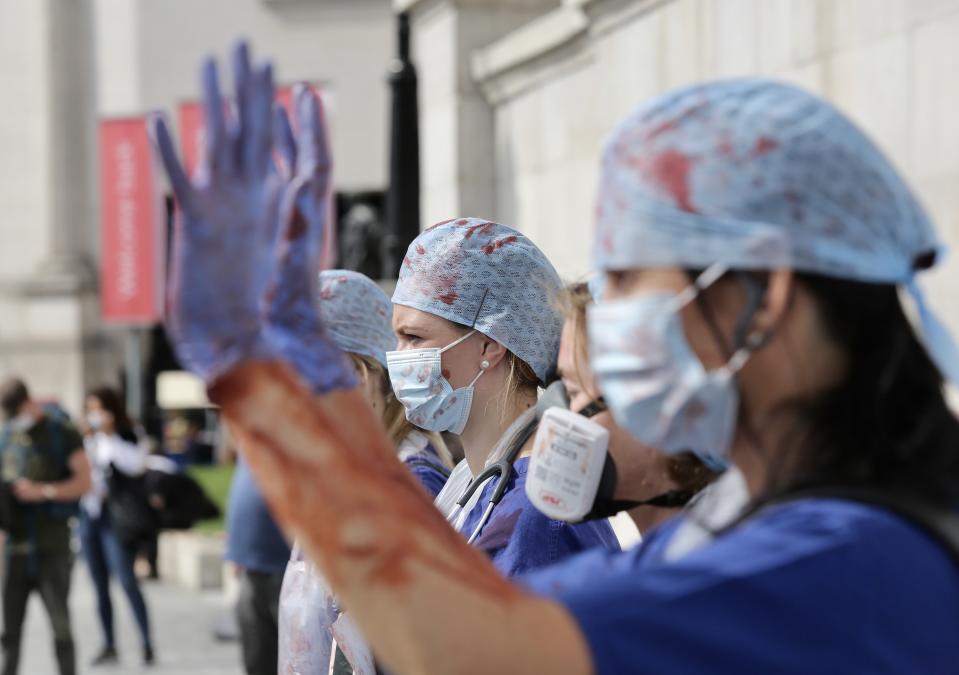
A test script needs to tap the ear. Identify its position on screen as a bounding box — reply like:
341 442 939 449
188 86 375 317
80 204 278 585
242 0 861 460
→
477 336 509 371
750 268 795 341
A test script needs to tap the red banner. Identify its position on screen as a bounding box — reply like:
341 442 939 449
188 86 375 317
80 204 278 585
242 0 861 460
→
99 117 164 325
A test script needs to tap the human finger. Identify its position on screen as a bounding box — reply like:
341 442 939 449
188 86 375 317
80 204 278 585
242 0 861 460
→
246 61 275 177
201 56 231 175
273 104 297 178
150 113 195 213
231 40 253 171
295 86 332 178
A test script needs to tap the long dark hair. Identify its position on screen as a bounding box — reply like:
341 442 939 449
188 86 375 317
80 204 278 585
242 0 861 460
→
88 386 138 445
773 274 959 505
692 268 959 505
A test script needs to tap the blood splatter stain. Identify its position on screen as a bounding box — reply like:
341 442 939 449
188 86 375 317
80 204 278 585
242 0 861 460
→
647 150 697 213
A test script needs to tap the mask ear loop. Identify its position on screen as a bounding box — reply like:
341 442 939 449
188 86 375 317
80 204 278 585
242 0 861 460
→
731 272 769 350
674 263 728 309
683 265 769 366
439 329 479 354
722 330 767 377
467 360 490 388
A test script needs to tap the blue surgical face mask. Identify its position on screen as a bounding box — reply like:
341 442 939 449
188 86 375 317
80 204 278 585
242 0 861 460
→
587 265 758 469
386 330 487 435
87 411 106 431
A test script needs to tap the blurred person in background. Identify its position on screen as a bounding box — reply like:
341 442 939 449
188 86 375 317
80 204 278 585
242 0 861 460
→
0 378 91 675
79 386 155 667
225 454 291 675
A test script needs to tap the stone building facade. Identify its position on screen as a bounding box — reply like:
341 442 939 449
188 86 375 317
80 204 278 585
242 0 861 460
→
404 0 959 344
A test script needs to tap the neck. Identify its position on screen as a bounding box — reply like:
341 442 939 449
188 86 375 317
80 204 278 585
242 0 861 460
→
459 387 536 476
628 505 679 536
730 402 807 499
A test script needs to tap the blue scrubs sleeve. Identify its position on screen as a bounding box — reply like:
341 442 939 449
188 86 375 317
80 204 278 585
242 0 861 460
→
463 458 620 577
402 442 450 498
524 500 959 675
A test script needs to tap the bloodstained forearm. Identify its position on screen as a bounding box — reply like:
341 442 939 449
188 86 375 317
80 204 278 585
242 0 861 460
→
209 360 592 674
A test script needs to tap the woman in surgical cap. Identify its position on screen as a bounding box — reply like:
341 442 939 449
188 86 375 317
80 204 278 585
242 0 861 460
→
156 43 959 674
278 270 452 674
318 269 452 495
388 218 620 575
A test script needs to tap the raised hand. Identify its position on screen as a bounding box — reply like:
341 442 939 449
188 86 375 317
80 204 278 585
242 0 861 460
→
153 40 354 393
152 41 282 383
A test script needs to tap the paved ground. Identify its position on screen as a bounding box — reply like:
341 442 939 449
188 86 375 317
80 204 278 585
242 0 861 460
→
18 565 243 675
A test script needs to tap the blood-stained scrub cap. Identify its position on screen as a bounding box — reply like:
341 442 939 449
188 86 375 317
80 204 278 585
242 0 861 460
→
318 270 396 367
392 218 564 384
594 77 959 384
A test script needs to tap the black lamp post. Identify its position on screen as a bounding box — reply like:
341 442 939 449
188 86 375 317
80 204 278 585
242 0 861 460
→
384 12 420 278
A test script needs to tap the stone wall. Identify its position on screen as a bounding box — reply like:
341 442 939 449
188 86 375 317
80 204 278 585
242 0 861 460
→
0 0 105 414
95 0 393 192
431 0 959 339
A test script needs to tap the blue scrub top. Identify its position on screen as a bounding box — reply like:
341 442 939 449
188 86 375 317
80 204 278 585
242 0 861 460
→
460 457 621 577
402 442 450 498
523 498 959 674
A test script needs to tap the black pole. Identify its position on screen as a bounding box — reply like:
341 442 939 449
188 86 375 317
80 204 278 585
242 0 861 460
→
384 12 420 278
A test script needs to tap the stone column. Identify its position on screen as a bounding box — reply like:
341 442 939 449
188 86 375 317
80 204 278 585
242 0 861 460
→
0 0 104 415
27 0 98 293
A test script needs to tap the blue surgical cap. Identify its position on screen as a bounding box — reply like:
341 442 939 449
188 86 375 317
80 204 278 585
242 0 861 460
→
392 218 564 384
318 270 395 367
593 77 959 384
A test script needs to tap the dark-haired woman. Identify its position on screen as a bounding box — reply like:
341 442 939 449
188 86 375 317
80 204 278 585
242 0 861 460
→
79 387 154 667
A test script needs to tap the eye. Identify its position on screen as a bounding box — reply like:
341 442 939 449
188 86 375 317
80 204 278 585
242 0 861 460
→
396 330 423 347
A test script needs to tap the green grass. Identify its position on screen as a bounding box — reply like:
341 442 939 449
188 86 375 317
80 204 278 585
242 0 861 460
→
187 464 235 534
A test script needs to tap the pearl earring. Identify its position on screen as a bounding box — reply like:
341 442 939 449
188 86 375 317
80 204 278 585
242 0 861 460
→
481 360 490 370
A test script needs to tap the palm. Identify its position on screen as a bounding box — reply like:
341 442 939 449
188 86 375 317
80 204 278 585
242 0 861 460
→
172 177 283 371
153 44 353 392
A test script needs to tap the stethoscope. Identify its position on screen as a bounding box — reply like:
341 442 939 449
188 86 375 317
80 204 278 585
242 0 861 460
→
446 419 538 545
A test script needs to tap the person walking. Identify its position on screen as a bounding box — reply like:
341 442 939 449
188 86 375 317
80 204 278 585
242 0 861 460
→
0 378 91 675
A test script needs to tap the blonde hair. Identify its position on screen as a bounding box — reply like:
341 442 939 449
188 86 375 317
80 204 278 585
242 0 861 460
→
347 353 453 468
560 282 602 401
504 348 539 391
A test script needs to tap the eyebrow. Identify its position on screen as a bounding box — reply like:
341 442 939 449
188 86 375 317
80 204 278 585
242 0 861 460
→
393 322 426 335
